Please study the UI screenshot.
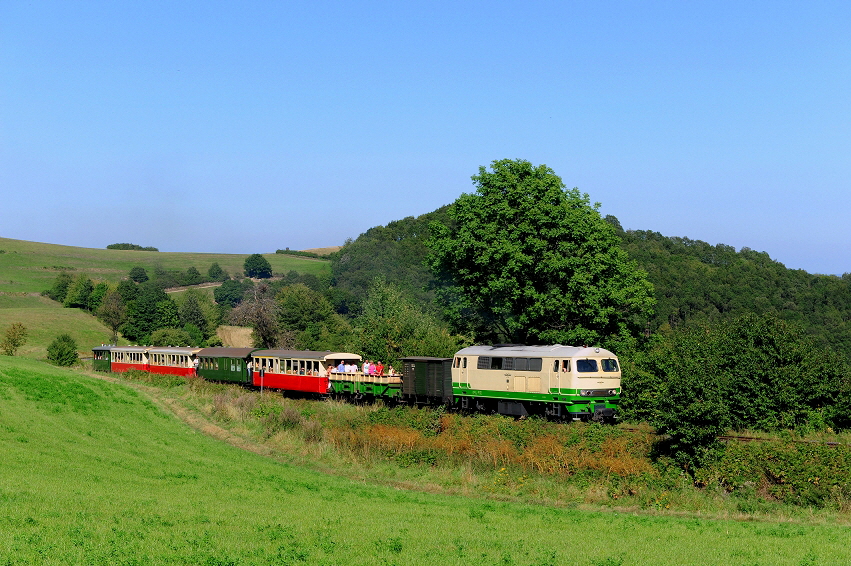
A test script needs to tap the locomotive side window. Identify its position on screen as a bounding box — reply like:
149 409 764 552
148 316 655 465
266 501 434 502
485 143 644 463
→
562 360 571 372
553 360 559 372
515 358 527 371
490 357 503 370
528 358 542 371
576 359 598 372
602 359 619 372
477 356 489 369
462 357 467 368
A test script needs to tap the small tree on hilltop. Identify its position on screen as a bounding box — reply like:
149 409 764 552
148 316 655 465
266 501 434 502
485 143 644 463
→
244 254 272 279
1 322 28 356
47 334 79 366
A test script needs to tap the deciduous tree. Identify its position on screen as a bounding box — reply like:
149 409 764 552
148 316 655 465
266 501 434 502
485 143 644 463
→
1 322 28 356
129 267 149 283
97 290 126 343
428 158 655 349
243 254 272 279
63 274 94 309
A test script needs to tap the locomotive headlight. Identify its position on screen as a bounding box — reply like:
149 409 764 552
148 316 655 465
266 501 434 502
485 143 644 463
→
609 389 616 396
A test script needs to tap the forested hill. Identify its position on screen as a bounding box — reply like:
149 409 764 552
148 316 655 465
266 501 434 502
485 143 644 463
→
330 208 851 360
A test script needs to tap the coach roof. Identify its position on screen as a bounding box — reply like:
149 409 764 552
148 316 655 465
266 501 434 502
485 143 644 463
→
252 350 362 360
197 347 258 358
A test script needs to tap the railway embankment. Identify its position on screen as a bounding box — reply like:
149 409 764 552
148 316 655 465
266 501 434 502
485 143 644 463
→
99 367 851 522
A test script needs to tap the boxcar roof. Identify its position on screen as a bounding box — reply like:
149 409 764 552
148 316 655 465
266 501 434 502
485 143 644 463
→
252 349 362 361
455 344 618 358
196 347 258 358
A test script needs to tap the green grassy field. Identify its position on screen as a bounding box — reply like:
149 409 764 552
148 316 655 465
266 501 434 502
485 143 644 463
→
1 357 849 565
0 297 123 358
0 237 330 293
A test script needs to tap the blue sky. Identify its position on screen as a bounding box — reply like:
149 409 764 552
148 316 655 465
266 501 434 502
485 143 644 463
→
2 1 849 275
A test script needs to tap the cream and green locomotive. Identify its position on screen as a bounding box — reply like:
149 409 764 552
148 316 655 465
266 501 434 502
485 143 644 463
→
451 344 620 420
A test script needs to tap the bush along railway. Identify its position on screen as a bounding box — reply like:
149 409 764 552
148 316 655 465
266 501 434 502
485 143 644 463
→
92 344 621 421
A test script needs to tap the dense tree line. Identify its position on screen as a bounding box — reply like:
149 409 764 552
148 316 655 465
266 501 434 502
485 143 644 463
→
616 228 851 360
106 243 159 251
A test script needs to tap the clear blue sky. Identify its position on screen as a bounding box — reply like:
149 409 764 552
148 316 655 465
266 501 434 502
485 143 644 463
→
2 1 849 275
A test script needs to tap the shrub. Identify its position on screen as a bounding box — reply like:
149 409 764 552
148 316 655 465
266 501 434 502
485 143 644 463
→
1 322 28 356
129 267 149 283
47 334 79 366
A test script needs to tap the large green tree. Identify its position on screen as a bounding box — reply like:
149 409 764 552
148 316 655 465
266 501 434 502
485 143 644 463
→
356 277 468 368
428 159 655 348
244 254 273 279
63 274 94 310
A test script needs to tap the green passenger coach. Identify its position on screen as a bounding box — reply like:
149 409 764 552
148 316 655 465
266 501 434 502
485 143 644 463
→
196 347 258 383
452 344 621 421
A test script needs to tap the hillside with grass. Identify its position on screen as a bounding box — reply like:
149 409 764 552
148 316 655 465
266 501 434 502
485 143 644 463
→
0 293 123 357
0 237 330 294
2 357 850 564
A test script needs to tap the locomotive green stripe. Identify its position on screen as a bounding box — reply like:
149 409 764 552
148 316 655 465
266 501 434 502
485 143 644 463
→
451 387 619 409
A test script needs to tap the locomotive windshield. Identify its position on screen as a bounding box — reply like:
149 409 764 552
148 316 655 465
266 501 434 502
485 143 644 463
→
602 359 619 372
576 359 598 372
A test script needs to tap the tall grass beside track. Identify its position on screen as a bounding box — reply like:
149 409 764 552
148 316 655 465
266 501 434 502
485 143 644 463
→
2 357 851 564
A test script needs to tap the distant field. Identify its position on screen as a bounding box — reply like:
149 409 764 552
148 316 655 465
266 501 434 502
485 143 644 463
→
1 357 849 565
0 237 331 293
302 246 342 255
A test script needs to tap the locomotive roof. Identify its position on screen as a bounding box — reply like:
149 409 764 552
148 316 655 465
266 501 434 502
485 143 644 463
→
252 349 362 361
196 347 258 358
455 344 618 358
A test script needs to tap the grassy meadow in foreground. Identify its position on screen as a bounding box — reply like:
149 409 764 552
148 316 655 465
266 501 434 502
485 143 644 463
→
0 237 330 293
1 357 850 565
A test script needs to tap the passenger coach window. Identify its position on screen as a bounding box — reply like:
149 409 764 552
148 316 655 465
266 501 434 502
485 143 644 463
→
602 359 619 372
576 359 598 372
